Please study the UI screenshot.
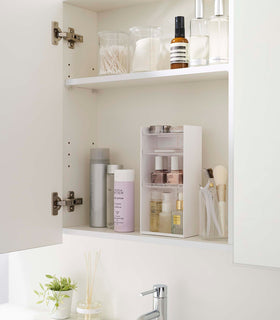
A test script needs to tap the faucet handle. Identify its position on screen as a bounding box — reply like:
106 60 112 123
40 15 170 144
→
140 284 167 298
140 289 156 296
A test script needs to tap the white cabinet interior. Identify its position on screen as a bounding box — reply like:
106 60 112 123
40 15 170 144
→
2 0 279 267
62 0 231 245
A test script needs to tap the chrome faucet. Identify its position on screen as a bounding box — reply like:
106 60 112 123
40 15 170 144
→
137 284 167 320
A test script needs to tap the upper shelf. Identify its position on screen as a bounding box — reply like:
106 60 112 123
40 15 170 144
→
64 0 162 12
66 65 229 90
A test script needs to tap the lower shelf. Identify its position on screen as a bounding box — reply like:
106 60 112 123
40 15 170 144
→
63 226 230 249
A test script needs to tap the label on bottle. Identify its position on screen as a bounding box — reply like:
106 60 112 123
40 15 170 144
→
170 42 189 64
173 215 181 225
150 201 162 214
114 181 134 232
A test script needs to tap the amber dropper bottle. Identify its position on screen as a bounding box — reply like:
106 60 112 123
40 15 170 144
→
170 16 189 69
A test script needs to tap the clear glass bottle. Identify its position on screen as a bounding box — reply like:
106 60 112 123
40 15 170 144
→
166 156 183 184
150 191 162 232
106 164 123 229
172 192 183 235
190 0 209 66
158 192 172 233
208 0 229 64
151 156 168 184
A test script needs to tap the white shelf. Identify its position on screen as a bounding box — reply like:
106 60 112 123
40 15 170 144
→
144 183 183 189
143 132 184 136
63 226 230 249
65 0 161 12
66 65 229 90
144 152 183 156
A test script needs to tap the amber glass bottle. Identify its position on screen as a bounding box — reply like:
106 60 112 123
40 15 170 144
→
170 16 189 69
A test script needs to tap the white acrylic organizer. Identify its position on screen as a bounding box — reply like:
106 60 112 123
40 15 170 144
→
140 125 202 238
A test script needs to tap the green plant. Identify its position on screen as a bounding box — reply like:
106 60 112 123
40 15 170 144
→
34 275 77 311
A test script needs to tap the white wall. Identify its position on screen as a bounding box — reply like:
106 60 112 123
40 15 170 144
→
0 255 8 304
9 234 280 320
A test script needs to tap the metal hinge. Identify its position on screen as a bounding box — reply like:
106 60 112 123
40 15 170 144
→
52 21 83 49
52 191 83 216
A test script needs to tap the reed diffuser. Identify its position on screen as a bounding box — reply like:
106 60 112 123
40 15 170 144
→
76 251 102 320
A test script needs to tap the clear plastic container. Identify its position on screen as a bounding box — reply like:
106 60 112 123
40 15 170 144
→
129 26 161 72
98 31 129 75
199 179 227 240
76 301 102 320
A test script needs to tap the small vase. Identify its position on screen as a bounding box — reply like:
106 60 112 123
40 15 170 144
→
49 290 73 320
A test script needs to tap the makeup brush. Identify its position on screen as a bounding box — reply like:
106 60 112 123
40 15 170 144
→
213 165 228 237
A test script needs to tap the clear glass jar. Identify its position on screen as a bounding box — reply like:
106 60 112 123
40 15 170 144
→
199 180 228 240
76 301 102 320
98 32 129 75
129 26 161 72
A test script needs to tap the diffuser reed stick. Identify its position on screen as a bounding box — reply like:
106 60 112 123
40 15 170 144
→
84 250 101 320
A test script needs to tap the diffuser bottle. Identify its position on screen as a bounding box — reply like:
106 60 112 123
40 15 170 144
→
208 0 229 64
170 16 189 69
190 0 209 66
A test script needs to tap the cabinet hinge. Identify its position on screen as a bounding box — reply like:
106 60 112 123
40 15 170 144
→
52 21 83 49
52 191 83 216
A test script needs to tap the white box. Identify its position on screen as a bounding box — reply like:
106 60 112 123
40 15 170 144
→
140 125 202 238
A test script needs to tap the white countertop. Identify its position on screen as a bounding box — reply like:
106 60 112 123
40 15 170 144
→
0 304 77 320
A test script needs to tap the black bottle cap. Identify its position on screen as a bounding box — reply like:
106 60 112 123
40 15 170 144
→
175 16 185 38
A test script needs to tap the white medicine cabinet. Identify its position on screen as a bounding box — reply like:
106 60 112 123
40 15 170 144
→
1 0 280 269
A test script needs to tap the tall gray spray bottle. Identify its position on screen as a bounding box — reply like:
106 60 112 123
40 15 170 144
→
90 148 110 227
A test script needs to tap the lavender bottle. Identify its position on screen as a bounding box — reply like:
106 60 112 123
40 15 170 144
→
114 169 135 232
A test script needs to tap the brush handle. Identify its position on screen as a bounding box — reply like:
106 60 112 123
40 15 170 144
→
218 201 227 238
216 184 226 202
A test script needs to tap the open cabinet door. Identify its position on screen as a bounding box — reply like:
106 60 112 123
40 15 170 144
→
0 0 63 253
234 0 280 267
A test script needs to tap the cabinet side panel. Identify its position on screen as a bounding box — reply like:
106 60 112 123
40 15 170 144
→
0 0 63 252
63 4 98 227
234 0 280 267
